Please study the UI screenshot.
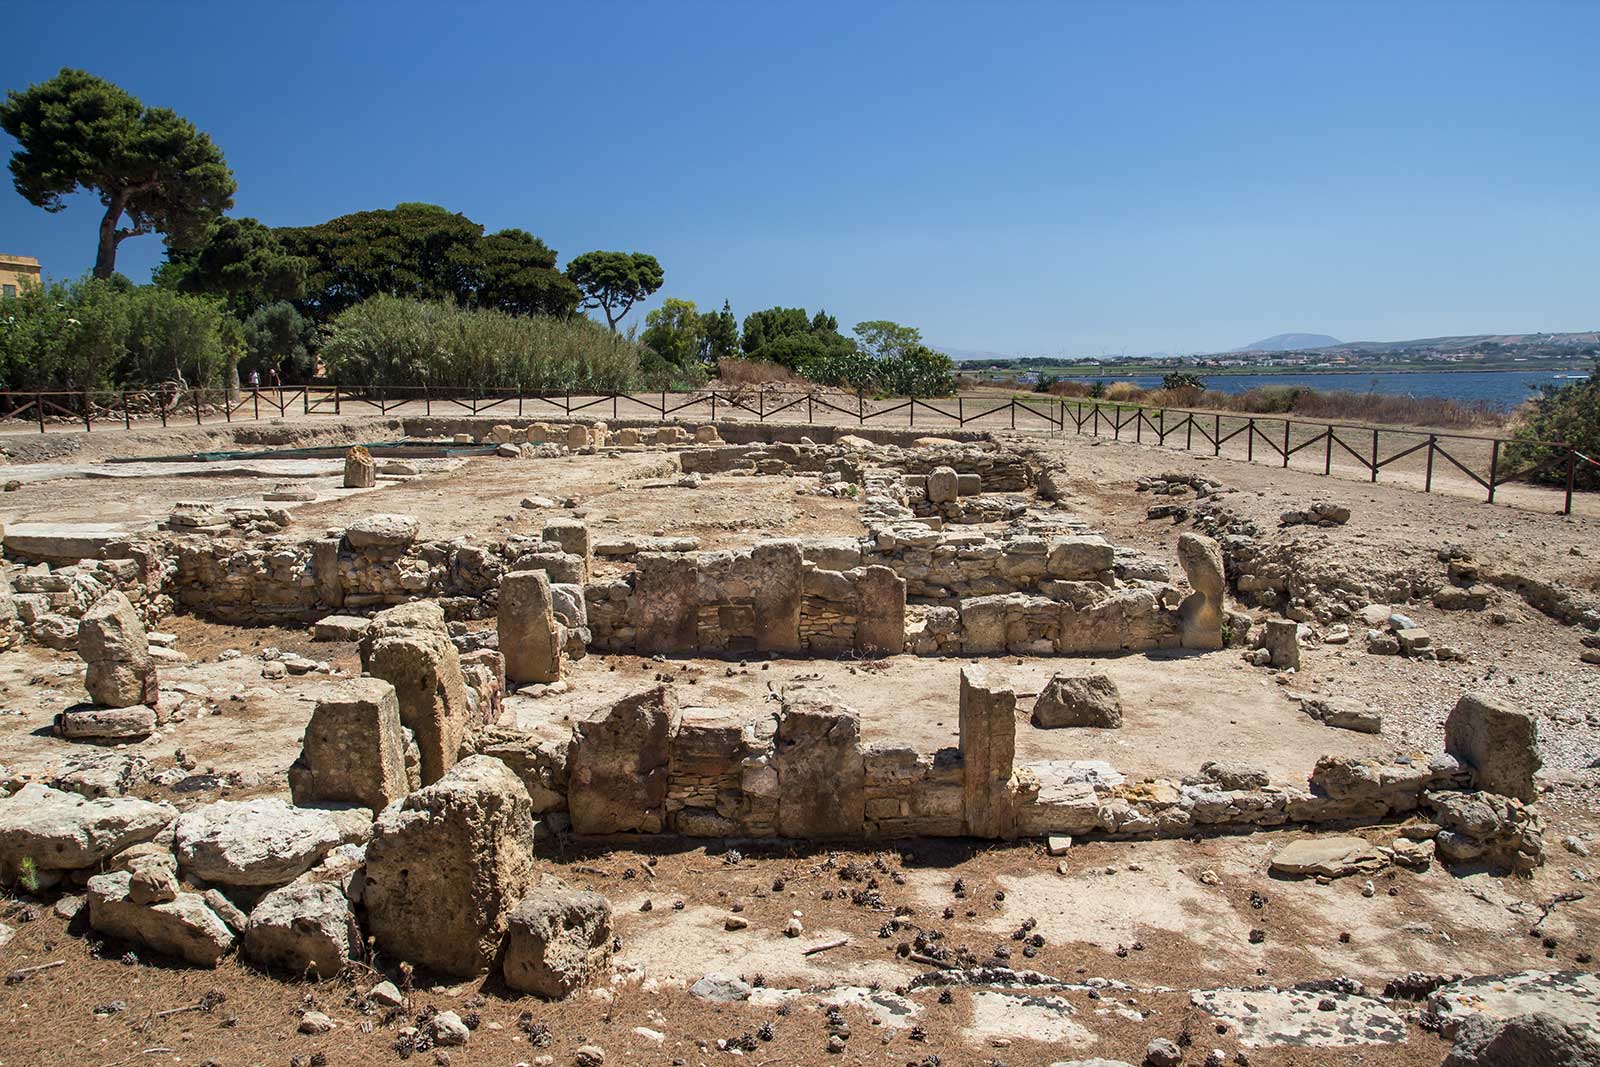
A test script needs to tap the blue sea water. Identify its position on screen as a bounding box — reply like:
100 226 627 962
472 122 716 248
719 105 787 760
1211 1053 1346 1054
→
1061 369 1580 411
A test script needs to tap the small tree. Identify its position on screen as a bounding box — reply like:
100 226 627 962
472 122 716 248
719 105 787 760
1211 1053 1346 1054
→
242 301 315 382
698 299 739 367
641 297 705 372
564 251 663 332
1 69 235 279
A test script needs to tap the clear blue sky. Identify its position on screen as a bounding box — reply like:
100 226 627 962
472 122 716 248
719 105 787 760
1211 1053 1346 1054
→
3 1 1596 356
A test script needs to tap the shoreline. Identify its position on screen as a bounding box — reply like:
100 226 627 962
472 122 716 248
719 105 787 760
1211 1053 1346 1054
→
1001 364 1590 379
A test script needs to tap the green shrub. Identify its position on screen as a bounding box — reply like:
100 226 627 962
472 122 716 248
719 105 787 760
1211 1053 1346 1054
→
0 275 232 390
319 294 648 393
1161 371 1206 391
1506 363 1600 490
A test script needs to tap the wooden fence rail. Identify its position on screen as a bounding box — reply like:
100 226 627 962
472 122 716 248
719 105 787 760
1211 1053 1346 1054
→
0 387 1583 514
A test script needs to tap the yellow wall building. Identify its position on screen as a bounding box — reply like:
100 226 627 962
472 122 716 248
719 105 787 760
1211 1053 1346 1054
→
0 254 42 298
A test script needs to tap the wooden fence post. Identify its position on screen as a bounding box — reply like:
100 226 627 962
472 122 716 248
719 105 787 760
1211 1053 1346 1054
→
1565 448 1576 516
1487 439 1500 503
1425 435 1436 492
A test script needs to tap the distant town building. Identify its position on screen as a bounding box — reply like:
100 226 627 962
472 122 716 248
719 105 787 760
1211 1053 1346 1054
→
0 254 42 298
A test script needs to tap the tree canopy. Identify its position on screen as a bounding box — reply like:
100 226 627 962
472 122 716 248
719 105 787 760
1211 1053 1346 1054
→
475 228 579 317
740 306 811 354
0 68 235 279
565 251 664 332
275 203 578 321
162 216 308 316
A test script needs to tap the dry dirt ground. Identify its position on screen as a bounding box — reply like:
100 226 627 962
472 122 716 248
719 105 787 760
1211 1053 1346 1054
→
0 420 1597 1067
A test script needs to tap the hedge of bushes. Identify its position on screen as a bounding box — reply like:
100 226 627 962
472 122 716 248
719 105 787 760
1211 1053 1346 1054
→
0 276 234 390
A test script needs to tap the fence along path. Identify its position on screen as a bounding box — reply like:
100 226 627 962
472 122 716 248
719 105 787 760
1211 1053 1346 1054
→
0 385 1588 515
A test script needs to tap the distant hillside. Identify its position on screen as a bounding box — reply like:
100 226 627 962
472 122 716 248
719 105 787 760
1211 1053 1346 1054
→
1241 333 1342 352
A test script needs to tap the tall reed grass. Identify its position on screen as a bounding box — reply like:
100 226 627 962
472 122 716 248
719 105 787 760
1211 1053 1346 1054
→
319 295 654 393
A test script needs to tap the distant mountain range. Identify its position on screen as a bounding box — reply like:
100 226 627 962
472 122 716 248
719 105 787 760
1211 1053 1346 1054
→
1222 331 1600 356
1240 333 1342 351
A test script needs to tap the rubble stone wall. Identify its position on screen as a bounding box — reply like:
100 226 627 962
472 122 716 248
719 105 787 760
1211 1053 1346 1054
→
459 680 1541 872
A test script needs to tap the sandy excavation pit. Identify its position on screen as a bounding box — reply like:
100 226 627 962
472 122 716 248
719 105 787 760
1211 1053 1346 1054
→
0 413 1596 1067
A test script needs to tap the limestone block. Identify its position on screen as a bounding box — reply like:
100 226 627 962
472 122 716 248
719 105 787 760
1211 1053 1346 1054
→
499 569 563 685
1047 536 1115 581
1031 673 1123 728
1259 619 1301 669
568 686 680 834
363 755 537 977
0 783 174 878
311 615 371 642
542 519 592 574
343 446 376 489
502 881 614 998
467 725 570 813
960 667 1016 838
56 704 157 741
368 630 471 786
774 686 865 839
357 600 448 669
87 871 234 967
751 540 803 653
927 466 959 504
78 591 157 709
288 678 411 811
855 565 906 656
1176 532 1225 650
345 513 419 551
1445 691 1541 802
245 881 358 978
173 798 369 888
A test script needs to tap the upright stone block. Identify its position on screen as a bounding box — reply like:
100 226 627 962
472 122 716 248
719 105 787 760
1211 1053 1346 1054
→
854 565 906 656
631 553 701 653
751 539 802 653
343 445 376 489
1176 532 1226 650
566 424 590 449
1445 691 1541 802
959 667 1016 838
358 600 448 671
499 570 563 685
78 591 157 709
288 678 410 811
542 519 591 577
926 466 959 504
1259 619 1301 670
567 685 680 834
363 755 537 977
367 630 471 786
774 686 865 839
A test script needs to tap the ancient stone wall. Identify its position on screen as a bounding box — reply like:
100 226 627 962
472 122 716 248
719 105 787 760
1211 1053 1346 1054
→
455 676 1541 871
